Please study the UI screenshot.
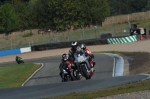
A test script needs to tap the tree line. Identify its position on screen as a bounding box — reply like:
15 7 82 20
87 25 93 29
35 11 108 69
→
108 0 150 15
0 0 150 35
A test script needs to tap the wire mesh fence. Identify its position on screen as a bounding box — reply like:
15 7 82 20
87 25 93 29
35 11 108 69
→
0 22 131 51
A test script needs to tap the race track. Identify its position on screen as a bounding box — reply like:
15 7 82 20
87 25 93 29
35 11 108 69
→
0 53 149 99
24 53 114 86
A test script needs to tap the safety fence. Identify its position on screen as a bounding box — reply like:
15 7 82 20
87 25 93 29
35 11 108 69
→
102 11 150 26
0 22 129 51
0 35 139 56
0 47 31 56
1 10 150 51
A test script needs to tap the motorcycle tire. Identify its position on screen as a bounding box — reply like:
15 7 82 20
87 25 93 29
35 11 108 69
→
75 71 81 80
81 64 91 80
20 60 24 63
66 75 70 81
63 75 71 82
72 70 80 80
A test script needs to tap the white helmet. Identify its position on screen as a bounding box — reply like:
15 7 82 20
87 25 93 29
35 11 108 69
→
81 44 86 50
71 42 78 49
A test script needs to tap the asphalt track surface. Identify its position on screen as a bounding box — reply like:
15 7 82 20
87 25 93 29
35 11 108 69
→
0 53 149 99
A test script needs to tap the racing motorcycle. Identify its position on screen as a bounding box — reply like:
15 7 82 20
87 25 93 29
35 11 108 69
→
74 47 92 80
16 56 24 64
61 60 81 82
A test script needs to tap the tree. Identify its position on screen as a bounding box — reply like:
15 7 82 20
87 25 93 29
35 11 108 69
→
11 0 29 31
0 3 18 35
88 0 110 25
108 0 148 15
143 0 150 11
34 0 53 29
0 0 110 32
72 0 110 26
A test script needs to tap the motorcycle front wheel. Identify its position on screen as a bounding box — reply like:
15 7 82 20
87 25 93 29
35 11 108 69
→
81 64 91 80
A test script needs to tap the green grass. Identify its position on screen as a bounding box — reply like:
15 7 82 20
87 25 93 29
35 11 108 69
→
0 63 41 88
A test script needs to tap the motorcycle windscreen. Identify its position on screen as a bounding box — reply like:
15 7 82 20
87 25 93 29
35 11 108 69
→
74 50 86 62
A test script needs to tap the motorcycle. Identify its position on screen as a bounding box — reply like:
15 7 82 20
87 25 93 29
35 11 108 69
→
60 60 81 82
61 61 74 82
16 57 24 64
74 47 92 80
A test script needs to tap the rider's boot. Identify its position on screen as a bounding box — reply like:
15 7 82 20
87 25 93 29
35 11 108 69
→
91 59 95 67
93 61 96 67
79 72 82 80
89 60 95 76
59 72 64 82
90 67 95 76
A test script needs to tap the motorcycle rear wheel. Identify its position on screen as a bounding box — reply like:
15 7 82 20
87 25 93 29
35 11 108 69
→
73 70 80 80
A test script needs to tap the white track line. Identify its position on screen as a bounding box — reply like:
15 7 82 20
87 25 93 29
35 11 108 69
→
104 53 124 77
104 53 116 77
22 63 44 86
140 73 150 81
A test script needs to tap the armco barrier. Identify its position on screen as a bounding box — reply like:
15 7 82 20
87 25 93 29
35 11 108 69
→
107 35 137 44
31 39 108 51
0 48 21 56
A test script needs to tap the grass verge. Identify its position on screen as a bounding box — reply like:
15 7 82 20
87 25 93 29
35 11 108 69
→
0 63 41 88
45 79 150 99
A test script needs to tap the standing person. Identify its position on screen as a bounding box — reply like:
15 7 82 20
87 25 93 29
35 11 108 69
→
80 44 95 76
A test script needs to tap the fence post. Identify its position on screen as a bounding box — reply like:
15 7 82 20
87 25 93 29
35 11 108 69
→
113 22 116 37
95 21 98 38
67 28 70 41
10 38 13 49
82 26 84 40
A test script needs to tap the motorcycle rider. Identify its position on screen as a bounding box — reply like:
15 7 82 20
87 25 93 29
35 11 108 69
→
16 56 24 64
59 53 75 82
68 41 79 61
80 43 95 76
69 41 95 76
68 41 82 79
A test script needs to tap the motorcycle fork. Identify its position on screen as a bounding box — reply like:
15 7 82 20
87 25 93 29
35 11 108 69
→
85 60 91 70
79 63 89 75
76 64 83 76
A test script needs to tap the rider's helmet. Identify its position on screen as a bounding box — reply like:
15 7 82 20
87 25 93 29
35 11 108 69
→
81 44 86 50
62 53 69 61
71 41 78 50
